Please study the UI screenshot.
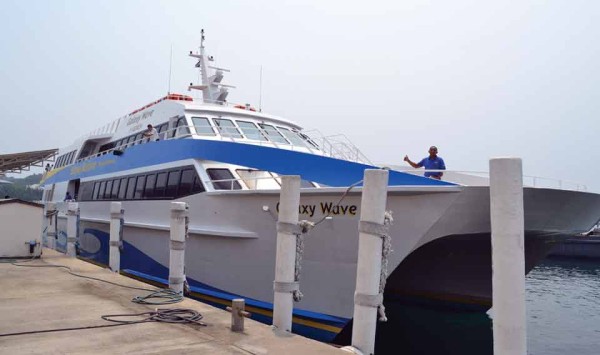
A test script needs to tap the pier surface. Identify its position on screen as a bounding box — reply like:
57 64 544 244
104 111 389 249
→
0 249 342 354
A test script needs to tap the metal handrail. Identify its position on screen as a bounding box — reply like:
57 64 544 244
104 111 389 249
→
400 168 588 192
302 129 372 164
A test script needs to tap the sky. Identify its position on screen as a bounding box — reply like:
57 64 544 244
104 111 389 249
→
1 0 598 192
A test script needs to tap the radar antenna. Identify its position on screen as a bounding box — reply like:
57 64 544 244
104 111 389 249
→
188 29 235 103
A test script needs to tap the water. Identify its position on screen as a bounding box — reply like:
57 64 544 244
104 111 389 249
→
526 258 600 355
374 258 600 354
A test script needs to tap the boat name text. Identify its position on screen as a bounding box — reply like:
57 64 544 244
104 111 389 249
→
276 202 357 217
127 110 155 127
70 159 116 175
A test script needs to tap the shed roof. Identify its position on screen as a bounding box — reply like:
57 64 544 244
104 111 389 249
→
0 149 58 174
0 198 43 208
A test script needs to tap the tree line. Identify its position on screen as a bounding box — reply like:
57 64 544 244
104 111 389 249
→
0 174 43 201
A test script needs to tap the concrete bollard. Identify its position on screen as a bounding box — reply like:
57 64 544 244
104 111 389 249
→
66 202 79 257
272 175 301 333
227 298 250 332
490 158 526 355
351 169 389 355
169 202 188 295
109 202 124 272
45 202 57 250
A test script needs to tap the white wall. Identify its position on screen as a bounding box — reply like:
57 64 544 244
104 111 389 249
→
0 202 43 258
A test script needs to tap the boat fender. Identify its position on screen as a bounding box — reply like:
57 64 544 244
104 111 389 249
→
276 221 304 235
275 220 315 302
273 281 299 293
170 240 186 250
357 211 394 322
354 292 383 308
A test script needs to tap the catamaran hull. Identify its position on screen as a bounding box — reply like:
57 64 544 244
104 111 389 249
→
65 185 600 341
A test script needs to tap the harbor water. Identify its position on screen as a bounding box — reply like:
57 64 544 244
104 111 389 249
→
372 257 600 354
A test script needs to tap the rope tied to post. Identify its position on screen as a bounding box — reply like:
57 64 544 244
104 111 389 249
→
357 210 394 322
275 220 315 302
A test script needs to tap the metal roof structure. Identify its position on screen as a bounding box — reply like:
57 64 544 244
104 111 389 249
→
0 149 58 175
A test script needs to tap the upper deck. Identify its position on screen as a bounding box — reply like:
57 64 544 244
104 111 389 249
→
47 32 371 175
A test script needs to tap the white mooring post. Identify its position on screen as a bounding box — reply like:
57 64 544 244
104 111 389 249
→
272 175 301 333
66 202 79 257
169 202 188 295
45 202 57 250
351 169 389 355
490 158 526 355
109 202 124 272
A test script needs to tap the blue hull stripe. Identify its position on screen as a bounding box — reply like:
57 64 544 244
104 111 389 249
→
77 227 348 342
42 139 455 187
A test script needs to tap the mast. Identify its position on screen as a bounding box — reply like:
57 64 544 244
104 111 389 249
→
188 29 235 103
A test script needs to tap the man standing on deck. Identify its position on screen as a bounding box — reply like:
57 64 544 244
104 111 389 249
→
143 124 159 141
404 146 446 180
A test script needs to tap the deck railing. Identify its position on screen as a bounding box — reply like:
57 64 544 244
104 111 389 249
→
401 169 588 192
72 122 372 166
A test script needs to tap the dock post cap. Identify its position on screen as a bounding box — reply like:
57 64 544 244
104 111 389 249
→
110 202 123 214
171 202 189 211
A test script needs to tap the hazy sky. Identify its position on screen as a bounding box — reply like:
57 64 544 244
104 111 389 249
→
1 0 598 192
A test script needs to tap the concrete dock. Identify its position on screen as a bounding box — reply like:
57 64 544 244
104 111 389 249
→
0 249 343 354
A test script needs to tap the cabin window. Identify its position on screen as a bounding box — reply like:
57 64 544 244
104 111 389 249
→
99 143 115 154
214 118 242 138
207 168 242 190
277 127 308 147
192 117 216 136
97 181 106 200
258 124 289 144
179 168 196 194
157 123 169 140
76 165 204 201
79 182 94 201
126 177 136 199
79 142 96 160
92 182 100 200
154 172 168 197
172 117 190 138
165 170 181 197
144 174 157 198
104 180 113 200
237 121 267 141
111 179 120 199
236 169 280 189
134 175 146 199
118 178 128 199
192 176 205 193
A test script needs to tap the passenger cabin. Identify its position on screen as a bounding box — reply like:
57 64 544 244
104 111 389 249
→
43 95 329 203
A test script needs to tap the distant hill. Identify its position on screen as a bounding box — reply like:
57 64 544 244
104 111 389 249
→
4 173 43 186
0 173 43 201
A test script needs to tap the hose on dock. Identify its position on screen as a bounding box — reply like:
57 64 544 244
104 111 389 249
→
101 308 205 326
8 260 184 304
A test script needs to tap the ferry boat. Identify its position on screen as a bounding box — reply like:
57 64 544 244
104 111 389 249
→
40 32 600 343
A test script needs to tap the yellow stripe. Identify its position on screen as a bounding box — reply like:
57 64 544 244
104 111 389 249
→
188 291 342 333
40 166 67 184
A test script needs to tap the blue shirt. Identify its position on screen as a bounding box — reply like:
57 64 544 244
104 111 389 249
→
418 156 446 178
